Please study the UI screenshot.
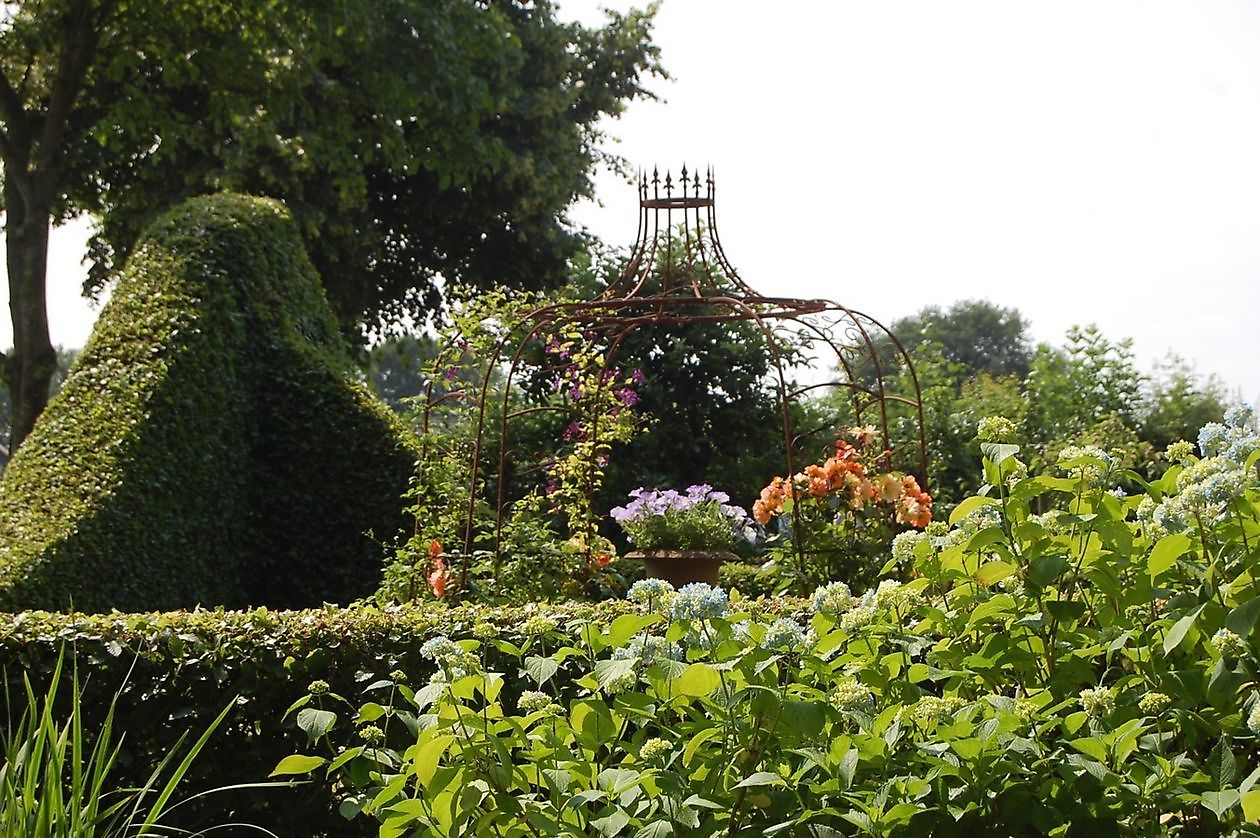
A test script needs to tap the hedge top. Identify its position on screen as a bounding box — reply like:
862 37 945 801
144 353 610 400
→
0 193 416 612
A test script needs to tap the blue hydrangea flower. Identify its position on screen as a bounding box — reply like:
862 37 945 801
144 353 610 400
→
760 618 806 652
668 583 729 621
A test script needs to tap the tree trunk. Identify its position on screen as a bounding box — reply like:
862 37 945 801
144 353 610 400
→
5 171 56 454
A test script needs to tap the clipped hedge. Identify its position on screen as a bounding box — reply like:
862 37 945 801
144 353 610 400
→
0 193 416 612
0 597 805 834
0 599 720 835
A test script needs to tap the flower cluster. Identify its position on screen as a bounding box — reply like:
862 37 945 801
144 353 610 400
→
1138 691 1172 716
760 618 808 653
1138 406 1258 536
668 582 729 622
752 435 933 529
976 415 1018 443
810 579 925 630
1056 445 1114 488
420 635 481 683
1079 686 1115 719
830 676 875 713
518 690 562 715
611 485 753 551
907 695 967 725
811 581 854 617
612 634 684 665
627 578 675 612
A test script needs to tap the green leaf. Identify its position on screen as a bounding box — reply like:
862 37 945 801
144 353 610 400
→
1242 789 1260 823
734 771 784 788
1068 737 1108 763
974 560 1017 587
671 663 721 697
524 655 560 686
1201 789 1240 819
682 726 723 767
296 707 337 743
269 754 327 776
590 808 630 837
1028 555 1068 587
634 822 674 838
1148 533 1192 580
1210 736 1238 788
1227 597 1260 637
412 733 456 787
950 497 1000 526
1163 605 1204 655
980 442 1021 465
608 614 661 647
593 659 637 689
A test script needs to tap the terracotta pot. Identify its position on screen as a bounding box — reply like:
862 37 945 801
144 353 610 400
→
625 549 737 588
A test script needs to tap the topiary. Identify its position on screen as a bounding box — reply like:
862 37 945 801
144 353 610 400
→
0 193 416 612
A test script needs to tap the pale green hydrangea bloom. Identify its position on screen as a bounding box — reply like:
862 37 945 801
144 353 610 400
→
640 738 671 761
1138 692 1172 716
977 415 1018 442
811 581 855 616
1165 439 1195 464
830 676 874 712
1079 686 1115 719
1212 628 1248 658
1248 698 1260 735
908 695 967 724
891 530 928 564
521 614 560 636
519 690 559 715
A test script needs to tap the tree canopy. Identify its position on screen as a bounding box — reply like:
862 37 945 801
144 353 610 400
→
0 0 663 451
891 298 1033 380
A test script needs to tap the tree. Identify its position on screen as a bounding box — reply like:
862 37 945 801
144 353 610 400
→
0 344 74 468
1023 324 1143 442
1141 354 1229 452
891 299 1033 380
0 0 662 452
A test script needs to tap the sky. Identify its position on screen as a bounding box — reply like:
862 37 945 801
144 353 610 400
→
4 0 1259 403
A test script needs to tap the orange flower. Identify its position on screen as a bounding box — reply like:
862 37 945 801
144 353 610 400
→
804 464 830 498
593 552 612 568
427 540 448 598
753 499 772 525
876 473 902 503
894 476 933 528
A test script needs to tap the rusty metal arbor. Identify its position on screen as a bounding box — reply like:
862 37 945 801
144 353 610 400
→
437 167 927 586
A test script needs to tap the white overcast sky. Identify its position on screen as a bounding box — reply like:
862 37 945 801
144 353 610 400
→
562 0 1260 404
5 0 1259 403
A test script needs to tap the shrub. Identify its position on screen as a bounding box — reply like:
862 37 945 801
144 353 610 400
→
0 599 713 835
282 413 1260 835
0 193 416 611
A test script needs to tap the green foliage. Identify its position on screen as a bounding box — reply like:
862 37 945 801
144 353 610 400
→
283 413 1260 835
1143 354 1231 454
0 648 246 837
1025 324 1143 441
0 346 77 469
891 299 1033 379
0 599 676 836
0 194 415 612
381 288 645 604
83 0 665 339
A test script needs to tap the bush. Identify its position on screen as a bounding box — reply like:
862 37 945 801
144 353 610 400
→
0 599 728 835
282 413 1260 835
0 193 416 611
